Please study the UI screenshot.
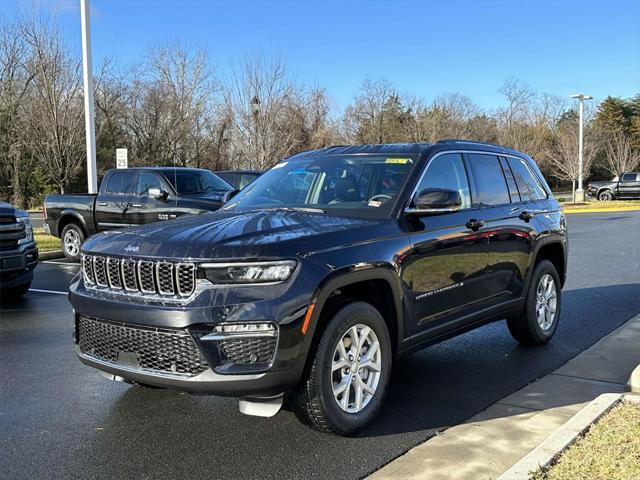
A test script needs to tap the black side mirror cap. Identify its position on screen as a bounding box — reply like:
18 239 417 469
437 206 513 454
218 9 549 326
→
405 188 462 216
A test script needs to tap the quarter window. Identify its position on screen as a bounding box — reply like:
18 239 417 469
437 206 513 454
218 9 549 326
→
467 154 510 206
414 153 472 209
105 171 137 195
507 157 548 201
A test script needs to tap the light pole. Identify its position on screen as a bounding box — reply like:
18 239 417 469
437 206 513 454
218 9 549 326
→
570 93 593 202
80 0 97 193
250 95 260 169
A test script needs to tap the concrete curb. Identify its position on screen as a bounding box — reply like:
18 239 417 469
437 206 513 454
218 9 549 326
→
496 393 624 480
39 250 64 260
562 206 640 214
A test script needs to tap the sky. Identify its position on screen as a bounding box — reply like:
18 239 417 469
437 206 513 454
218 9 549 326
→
2 0 639 111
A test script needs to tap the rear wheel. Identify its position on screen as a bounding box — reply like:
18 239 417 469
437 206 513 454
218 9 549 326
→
291 301 392 435
598 190 613 201
61 223 85 261
507 260 561 345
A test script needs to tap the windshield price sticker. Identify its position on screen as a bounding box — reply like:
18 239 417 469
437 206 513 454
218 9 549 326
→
385 158 410 164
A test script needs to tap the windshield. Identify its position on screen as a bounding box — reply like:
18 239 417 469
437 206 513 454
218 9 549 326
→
224 154 417 216
164 170 233 195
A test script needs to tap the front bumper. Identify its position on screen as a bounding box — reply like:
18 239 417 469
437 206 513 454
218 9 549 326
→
69 260 323 397
76 345 304 397
0 243 38 287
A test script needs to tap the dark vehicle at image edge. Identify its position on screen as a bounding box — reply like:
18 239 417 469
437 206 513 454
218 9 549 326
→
70 140 568 435
0 202 38 298
44 167 234 260
587 171 640 201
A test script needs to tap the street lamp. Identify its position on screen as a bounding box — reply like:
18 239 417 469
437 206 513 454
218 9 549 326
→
570 93 593 202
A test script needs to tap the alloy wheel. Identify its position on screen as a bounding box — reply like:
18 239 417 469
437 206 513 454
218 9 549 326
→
331 324 382 413
535 274 557 330
64 229 81 257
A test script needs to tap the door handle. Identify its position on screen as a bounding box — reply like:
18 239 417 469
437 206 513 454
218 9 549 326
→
518 211 534 222
131 204 142 208
465 219 484 231
97 202 107 206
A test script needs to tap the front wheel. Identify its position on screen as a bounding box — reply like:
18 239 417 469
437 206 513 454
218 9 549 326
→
291 301 392 435
61 223 85 261
507 260 561 345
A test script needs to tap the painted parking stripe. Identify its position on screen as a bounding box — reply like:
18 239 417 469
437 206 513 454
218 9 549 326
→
41 260 78 266
28 288 67 295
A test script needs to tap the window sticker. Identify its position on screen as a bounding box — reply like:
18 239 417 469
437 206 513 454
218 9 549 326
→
368 200 383 208
385 158 411 164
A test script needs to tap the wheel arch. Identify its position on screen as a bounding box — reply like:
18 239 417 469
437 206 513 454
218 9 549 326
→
302 267 405 357
528 239 567 290
57 210 89 238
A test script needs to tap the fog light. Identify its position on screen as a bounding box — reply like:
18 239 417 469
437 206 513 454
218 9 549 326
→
200 322 277 341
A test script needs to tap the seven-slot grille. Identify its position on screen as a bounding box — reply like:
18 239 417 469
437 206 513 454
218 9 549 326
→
77 316 208 377
82 254 196 298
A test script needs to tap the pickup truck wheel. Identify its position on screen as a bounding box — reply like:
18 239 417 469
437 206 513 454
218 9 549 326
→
61 224 84 261
598 190 613 201
507 260 561 345
291 301 392 435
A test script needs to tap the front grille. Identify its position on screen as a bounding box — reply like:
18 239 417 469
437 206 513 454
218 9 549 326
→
77 316 209 377
0 217 24 251
219 337 277 365
82 254 196 299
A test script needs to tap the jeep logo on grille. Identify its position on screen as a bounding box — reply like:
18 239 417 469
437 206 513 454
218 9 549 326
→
124 244 139 253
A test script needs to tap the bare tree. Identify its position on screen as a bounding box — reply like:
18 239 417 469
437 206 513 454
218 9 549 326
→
604 129 640 178
224 51 297 170
21 16 85 194
548 128 596 202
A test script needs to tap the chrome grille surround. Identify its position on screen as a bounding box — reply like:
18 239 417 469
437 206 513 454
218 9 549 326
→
77 315 208 377
81 254 196 300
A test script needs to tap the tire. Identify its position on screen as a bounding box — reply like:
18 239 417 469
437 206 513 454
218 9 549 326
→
507 260 562 346
291 301 392 435
0 281 31 302
61 223 85 261
598 190 613 201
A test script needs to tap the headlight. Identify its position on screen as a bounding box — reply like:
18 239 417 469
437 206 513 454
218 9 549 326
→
16 212 34 244
201 260 297 285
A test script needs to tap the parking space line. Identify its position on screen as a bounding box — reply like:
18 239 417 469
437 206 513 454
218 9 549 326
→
29 288 67 295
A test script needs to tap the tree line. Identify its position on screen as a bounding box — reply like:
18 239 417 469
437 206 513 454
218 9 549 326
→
1 13 639 208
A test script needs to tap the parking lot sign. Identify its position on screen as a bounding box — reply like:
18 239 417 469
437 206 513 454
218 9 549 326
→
116 148 128 169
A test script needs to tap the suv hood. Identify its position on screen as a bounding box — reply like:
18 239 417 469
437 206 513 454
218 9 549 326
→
82 209 394 260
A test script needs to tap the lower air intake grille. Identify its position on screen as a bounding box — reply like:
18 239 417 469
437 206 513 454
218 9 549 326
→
77 316 209 377
218 337 277 365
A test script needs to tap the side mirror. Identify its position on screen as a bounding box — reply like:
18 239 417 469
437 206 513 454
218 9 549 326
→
222 189 240 204
405 188 462 216
148 187 168 200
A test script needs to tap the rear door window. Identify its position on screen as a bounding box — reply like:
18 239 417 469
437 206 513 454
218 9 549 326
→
105 171 137 195
507 157 548 201
622 173 637 182
467 153 510 206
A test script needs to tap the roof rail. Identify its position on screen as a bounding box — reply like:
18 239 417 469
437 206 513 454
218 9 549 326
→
436 139 508 149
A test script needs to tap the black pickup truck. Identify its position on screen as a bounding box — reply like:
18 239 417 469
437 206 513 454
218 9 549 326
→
0 202 38 299
587 172 640 201
44 167 234 260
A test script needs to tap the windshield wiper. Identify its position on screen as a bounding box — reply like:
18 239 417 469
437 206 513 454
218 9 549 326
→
263 207 326 214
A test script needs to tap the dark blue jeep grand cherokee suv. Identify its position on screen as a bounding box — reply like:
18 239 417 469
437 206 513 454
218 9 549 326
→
70 140 567 435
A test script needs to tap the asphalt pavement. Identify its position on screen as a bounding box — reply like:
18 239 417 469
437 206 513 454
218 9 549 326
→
1 211 639 480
